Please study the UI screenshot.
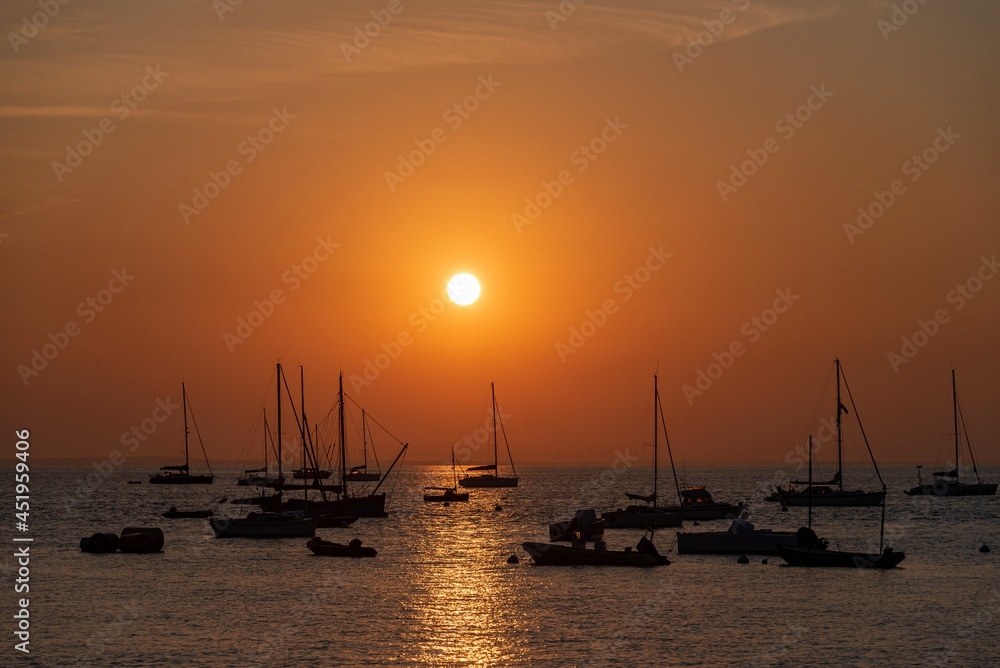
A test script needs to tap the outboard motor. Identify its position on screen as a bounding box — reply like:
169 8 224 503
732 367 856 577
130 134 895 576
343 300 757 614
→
794 527 828 550
636 534 670 565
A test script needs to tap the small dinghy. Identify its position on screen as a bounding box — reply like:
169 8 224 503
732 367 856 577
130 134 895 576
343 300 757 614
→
284 509 359 528
306 537 377 558
424 448 470 502
80 532 120 553
118 527 164 553
423 487 470 503
162 507 214 519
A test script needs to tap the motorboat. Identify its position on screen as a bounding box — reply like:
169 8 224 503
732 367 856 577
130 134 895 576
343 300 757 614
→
549 509 606 542
677 519 798 555
523 533 669 567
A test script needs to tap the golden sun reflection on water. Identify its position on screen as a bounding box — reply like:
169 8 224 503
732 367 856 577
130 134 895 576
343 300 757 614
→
404 490 528 665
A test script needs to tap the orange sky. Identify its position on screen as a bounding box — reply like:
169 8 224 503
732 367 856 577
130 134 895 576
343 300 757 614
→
2 0 998 467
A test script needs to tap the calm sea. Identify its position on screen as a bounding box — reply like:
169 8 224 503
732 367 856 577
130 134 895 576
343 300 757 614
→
15 465 1000 666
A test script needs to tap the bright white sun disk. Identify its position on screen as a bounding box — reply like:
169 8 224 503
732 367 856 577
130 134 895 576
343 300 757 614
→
447 273 481 306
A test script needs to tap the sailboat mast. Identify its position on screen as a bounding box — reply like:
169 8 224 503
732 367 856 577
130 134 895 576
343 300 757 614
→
952 368 960 484
492 382 498 479
655 375 683 505
362 409 368 470
835 357 843 492
300 366 309 504
182 382 190 471
276 363 283 482
339 372 348 496
653 373 658 508
808 434 813 529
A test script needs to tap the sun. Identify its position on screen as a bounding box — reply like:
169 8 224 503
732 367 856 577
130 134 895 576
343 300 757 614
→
446 273 481 306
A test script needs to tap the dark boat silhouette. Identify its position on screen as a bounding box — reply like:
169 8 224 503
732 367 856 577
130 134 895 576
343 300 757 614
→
424 448 470 502
149 383 214 485
523 532 669 567
458 383 518 488
162 507 213 519
770 359 884 507
306 536 377 558
778 436 904 569
905 370 997 497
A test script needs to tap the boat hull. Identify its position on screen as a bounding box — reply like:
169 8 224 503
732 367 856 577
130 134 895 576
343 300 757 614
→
209 514 318 538
306 537 377 558
423 491 470 502
778 544 905 569
904 482 997 496
677 529 798 555
522 542 665 567
459 475 518 488
550 518 606 542
119 527 165 553
237 475 284 487
292 469 332 480
260 493 387 518
148 474 214 485
602 507 683 528
162 510 213 519
661 502 746 521
777 490 885 507
283 510 359 527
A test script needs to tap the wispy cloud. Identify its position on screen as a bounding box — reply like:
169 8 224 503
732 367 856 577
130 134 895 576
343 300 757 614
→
0 0 858 110
0 194 82 221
